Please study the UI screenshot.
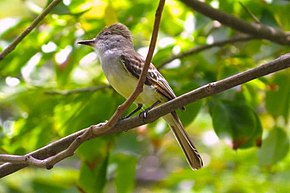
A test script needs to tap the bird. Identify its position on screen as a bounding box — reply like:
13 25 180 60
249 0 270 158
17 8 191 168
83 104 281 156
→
77 23 203 169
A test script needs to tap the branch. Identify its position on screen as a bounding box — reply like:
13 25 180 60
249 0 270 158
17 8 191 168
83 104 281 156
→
158 35 255 69
0 0 62 60
179 0 290 45
1 52 290 178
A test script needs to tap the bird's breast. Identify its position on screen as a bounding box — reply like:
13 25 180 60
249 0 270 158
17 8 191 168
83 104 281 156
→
100 50 160 105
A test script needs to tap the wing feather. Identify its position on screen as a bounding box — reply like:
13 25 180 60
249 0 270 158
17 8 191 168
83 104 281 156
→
120 52 176 101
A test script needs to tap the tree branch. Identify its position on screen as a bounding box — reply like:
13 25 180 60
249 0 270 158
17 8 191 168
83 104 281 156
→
158 35 255 69
1 51 290 178
0 0 62 60
179 0 290 45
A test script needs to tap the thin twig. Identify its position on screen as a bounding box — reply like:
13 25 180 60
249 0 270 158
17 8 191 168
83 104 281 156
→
158 35 255 69
1 51 290 178
239 2 260 23
41 124 97 169
179 0 290 45
0 0 62 60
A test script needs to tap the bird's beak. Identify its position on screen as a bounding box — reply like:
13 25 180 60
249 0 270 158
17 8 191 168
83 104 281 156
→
77 39 95 46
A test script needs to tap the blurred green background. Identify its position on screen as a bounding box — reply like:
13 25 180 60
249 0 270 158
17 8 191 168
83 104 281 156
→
0 0 290 192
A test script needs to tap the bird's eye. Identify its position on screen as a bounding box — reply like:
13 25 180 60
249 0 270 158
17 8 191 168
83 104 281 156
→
103 31 111 35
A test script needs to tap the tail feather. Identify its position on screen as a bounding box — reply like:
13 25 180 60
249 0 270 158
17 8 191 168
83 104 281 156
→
163 112 203 170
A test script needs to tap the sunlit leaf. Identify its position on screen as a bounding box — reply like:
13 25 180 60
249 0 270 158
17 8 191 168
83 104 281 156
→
104 1 118 25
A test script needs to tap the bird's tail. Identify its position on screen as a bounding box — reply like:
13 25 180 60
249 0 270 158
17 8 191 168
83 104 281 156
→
163 111 203 170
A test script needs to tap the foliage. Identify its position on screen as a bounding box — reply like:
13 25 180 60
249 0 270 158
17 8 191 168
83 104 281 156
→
0 0 290 192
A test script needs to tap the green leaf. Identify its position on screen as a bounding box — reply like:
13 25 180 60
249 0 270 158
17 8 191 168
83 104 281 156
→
177 82 202 126
114 154 137 193
76 136 113 163
153 45 174 67
209 99 262 149
260 9 279 27
179 100 202 127
266 72 290 121
46 0 71 15
56 91 118 135
78 153 109 193
113 131 145 156
104 1 118 25
257 127 289 166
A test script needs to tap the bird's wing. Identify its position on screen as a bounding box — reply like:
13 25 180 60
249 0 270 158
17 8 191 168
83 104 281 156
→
120 52 176 101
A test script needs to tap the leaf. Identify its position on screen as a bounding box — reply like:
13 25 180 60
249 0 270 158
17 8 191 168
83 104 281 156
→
56 91 118 135
114 154 137 193
104 1 118 25
152 45 174 66
179 100 202 127
177 82 202 126
78 153 109 193
76 135 112 193
260 9 279 27
76 138 111 162
257 127 289 166
209 99 262 149
46 0 71 15
266 72 290 121
113 131 145 156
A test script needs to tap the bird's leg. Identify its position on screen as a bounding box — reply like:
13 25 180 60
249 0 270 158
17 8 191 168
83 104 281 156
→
122 104 143 119
139 101 161 119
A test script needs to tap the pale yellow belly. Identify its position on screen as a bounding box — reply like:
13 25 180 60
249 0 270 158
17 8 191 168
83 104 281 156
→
107 69 160 105
101 54 162 106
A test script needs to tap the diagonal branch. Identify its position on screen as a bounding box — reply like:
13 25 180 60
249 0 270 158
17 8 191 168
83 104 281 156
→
179 0 290 45
1 51 290 178
0 0 63 60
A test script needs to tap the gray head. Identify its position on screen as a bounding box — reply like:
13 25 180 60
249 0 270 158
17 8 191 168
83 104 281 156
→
77 23 133 53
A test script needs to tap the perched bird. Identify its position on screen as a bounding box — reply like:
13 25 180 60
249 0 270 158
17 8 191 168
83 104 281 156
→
78 23 203 169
